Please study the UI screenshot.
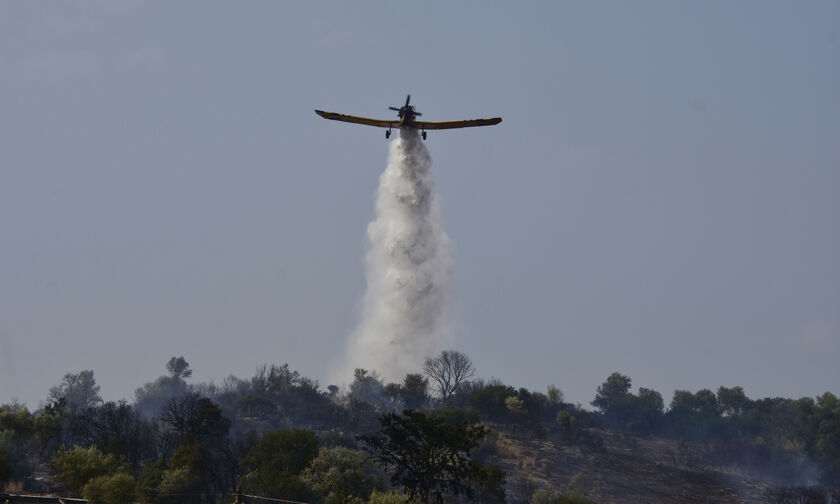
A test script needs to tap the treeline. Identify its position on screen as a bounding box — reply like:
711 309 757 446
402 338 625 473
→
586 372 840 485
0 353 587 504
1 353 838 504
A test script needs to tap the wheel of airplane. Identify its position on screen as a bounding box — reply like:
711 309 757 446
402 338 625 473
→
385 130 391 138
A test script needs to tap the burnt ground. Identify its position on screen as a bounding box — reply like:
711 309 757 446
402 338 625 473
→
486 426 776 504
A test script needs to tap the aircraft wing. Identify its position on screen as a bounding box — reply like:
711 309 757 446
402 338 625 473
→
412 117 502 130
315 110 398 129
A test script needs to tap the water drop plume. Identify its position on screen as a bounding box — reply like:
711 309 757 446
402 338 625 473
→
336 128 452 383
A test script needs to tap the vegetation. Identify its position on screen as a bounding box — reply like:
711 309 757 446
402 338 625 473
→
360 410 496 504
0 351 837 503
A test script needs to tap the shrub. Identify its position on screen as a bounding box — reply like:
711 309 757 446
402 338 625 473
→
368 490 410 504
156 467 197 503
83 473 137 504
50 446 125 494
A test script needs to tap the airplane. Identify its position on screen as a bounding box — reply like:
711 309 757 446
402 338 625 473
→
315 94 501 139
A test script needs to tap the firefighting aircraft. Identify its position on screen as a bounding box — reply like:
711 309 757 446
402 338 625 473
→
315 94 502 139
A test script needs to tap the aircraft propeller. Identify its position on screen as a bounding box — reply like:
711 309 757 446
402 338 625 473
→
389 95 421 116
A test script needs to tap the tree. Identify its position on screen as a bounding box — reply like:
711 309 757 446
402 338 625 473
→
0 406 36 481
0 445 11 487
667 389 721 439
242 429 320 500
591 372 631 418
162 394 230 444
717 386 750 417
546 385 564 407
166 357 192 381
556 411 578 439
301 447 383 504
137 459 167 503
48 370 102 413
470 461 506 504
50 446 126 494
367 490 410 504
626 387 664 434
505 396 526 421
468 382 517 422
401 374 429 410
423 351 475 402
83 472 137 504
34 398 74 455
75 401 156 469
350 369 388 411
360 410 491 504
134 358 194 418
810 392 840 484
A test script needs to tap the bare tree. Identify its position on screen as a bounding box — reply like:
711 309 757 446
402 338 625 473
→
423 350 475 401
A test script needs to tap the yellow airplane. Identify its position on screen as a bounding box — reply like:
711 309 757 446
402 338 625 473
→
315 94 501 139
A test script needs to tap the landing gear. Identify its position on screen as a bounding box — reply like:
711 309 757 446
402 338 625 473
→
385 129 391 139
422 130 427 140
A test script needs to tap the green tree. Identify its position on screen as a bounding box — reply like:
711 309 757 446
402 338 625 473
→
242 429 320 500
668 389 722 439
0 407 35 438
468 383 517 422
301 447 383 504
83 473 137 504
470 461 506 504
811 392 840 484
556 411 578 439
156 467 197 504
0 406 36 482
50 446 126 494
625 387 664 434
34 398 73 454
591 372 632 427
360 410 491 504
546 385 564 407
137 460 167 504
717 386 751 417
367 490 410 504
401 374 429 410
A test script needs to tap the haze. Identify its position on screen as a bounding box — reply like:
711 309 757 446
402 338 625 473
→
1 1 837 408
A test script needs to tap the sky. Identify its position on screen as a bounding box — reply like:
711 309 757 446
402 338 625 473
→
1 1 838 409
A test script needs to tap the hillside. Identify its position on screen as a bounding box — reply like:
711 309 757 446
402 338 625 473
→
489 427 776 504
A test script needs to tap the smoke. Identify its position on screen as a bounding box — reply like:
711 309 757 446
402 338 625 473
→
335 129 453 383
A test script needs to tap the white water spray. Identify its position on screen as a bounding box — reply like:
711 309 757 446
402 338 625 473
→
337 129 452 382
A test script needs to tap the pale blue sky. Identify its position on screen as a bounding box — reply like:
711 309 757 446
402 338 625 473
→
1 1 838 408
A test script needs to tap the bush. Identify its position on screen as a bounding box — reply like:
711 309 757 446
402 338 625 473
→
83 473 137 504
301 447 383 504
156 467 197 503
50 446 125 494
368 490 410 504
242 429 319 500
137 460 167 504
531 489 597 504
